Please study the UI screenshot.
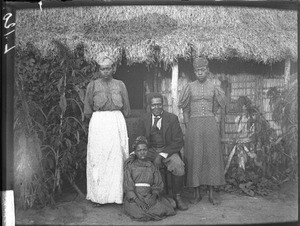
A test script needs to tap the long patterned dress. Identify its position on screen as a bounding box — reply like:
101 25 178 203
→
178 79 226 187
123 158 176 221
84 77 130 204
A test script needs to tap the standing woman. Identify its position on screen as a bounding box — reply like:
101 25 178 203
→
84 56 131 205
178 57 226 205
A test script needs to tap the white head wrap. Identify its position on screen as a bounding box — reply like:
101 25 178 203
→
99 56 115 66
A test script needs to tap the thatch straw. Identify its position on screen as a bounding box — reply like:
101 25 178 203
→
15 6 297 65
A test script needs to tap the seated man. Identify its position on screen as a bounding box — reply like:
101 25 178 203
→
131 92 188 211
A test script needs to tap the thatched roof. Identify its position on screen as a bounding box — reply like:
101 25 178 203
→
16 6 297 66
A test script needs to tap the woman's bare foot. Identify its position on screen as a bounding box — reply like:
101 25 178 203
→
208 196 221 205
190 187 202 204
209 186 221 205
92 202 102 207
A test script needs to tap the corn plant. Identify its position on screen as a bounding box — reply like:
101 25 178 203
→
14 41 97 208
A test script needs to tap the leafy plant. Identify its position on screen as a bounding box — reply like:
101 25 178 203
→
267 74 298 179
14 58 52 208
14 41 98 208
224 90 297 197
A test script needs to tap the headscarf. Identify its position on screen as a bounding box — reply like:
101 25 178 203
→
98 56 115 67
98 56 117 73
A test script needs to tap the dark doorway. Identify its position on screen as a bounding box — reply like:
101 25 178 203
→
115 63 146 110
115 63 148 150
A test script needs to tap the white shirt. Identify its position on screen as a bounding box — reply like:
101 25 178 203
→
152 114 162 129
151 114 168 159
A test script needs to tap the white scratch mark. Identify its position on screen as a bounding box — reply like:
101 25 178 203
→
38 1 43 11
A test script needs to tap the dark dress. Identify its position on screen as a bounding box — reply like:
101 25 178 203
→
123 158 176 221
178 79 226 187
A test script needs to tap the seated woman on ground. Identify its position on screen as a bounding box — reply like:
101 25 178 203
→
123 136 176 221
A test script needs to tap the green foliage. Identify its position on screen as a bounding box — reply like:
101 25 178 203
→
14 41 98 208
267 75 298 178
224 89 297 197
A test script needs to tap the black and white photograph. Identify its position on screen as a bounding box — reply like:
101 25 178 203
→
2 0 298 225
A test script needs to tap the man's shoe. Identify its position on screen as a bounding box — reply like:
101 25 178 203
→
166 197 177 209
174 194 188 211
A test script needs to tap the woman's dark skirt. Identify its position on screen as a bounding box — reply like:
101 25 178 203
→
184 116 225 187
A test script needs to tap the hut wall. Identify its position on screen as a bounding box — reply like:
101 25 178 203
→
144 71 285 138
143 62 287 159
144 75 172 112
158 76 173 113
222 74 285 157
262 77 285 133
177 72 192 133
209 59 287 157
225 74 258 143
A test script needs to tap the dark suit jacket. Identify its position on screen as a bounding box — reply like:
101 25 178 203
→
135 111 184 157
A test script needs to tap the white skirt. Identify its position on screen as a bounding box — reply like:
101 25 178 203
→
86 111 129 204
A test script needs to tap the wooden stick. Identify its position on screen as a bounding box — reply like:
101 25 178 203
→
284 58 291 88
224 145 237 175
171 62 179 115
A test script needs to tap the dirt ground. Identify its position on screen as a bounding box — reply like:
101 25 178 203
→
16 180 298 225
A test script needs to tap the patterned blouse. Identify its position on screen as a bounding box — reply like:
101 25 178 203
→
84 78 131 118
178 79 226 118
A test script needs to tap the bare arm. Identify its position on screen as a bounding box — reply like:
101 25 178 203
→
182 110 190 128
83 81 94 119
120 81 131 117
